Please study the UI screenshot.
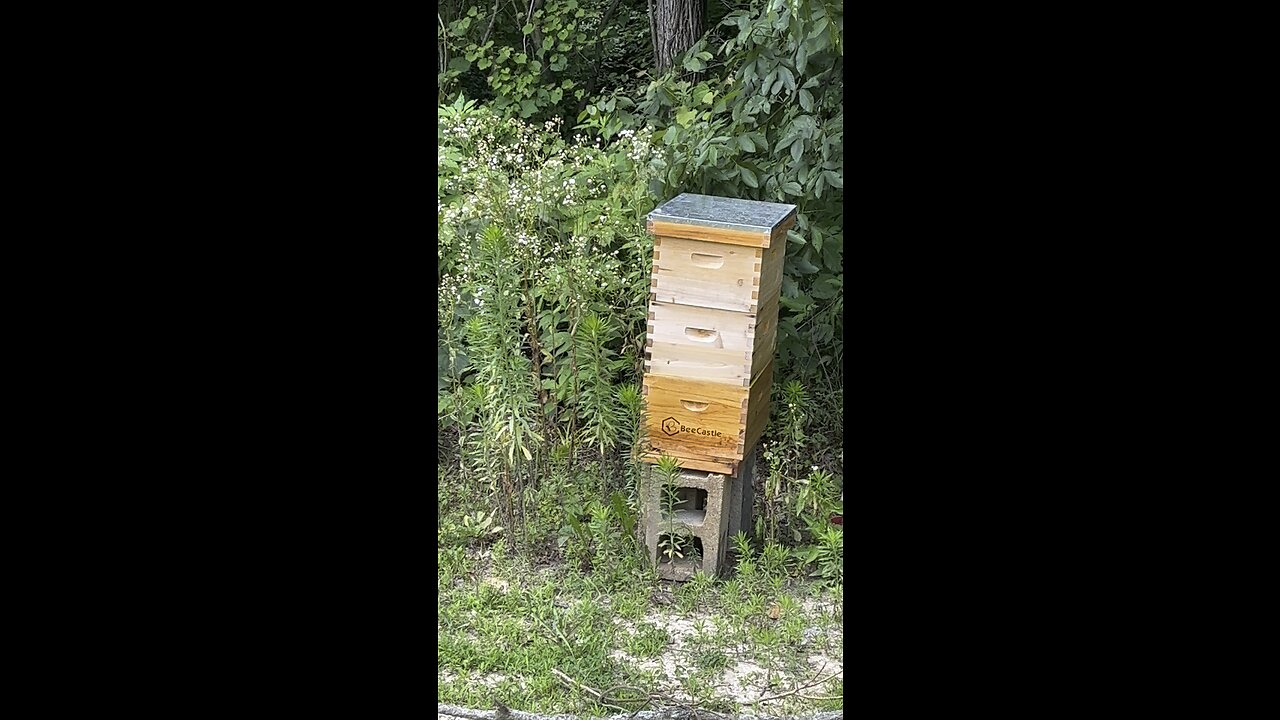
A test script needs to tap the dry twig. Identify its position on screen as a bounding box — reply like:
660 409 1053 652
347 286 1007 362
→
740 658 842 707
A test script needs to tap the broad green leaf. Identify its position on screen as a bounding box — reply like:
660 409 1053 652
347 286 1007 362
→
791 251 820 274
610 492 635 536
782 275 800 297
783 181 802 196
799 88 814 112
791 139 804 162
811 276 840 300
823 170 843 188
740 166 759 188
676 108 697 127
738 135 756 152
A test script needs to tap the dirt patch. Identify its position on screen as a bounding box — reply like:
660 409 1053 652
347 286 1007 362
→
609 607 842 709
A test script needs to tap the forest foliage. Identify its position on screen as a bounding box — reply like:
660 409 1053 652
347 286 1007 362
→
438 0 843 550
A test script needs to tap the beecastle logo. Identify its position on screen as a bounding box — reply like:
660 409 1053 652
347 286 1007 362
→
660 416 723 438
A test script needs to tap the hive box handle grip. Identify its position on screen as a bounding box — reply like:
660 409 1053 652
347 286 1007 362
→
690 252 724 269
684 327 720 344
681 400 709 412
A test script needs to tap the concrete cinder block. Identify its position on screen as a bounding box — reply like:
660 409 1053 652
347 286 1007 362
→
642 466 733 579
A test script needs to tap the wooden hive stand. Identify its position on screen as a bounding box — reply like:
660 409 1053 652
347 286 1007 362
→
639 193 796 579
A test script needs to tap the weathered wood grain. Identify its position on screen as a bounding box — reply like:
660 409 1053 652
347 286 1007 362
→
642 360 774 464
645 295 779 386
639 451 736 476
651 236 763 313
742 360 774 454
643 213 795 248
647 219 772 248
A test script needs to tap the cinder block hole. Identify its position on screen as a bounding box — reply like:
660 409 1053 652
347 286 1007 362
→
676 487 708 511
670 487 708 525
657 533 702 566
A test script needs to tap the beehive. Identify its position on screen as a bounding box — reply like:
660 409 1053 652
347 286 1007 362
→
641 193 796 476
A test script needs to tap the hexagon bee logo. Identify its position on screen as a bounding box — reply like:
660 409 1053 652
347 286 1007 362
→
661 416 681 436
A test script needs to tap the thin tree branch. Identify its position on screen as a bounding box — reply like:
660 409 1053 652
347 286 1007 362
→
744 663 842 707
481 0 502 46
550 668 629 713
439 12 450 76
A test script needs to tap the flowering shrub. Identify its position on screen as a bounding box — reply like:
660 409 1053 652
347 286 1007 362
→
438 96 662 481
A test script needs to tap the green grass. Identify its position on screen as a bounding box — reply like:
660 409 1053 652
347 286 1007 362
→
437 460 843 717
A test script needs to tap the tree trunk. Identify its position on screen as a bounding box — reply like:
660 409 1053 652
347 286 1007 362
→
652 0 703 75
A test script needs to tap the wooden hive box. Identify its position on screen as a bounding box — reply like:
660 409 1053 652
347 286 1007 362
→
641 193 796 475
644 296 779 386
641 361 774 475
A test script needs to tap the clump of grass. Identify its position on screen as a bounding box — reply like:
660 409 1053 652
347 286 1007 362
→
626 622 669 658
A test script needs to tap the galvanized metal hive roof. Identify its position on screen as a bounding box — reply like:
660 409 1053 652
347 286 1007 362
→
647 193 797 235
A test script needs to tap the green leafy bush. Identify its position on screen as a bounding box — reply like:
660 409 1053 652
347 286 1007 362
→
438 97 662 549
631 0 844 382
